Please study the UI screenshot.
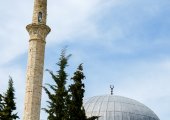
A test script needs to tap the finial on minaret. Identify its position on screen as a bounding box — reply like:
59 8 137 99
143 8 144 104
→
110 85 114 95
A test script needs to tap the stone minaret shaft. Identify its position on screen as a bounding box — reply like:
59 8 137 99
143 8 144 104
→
23 0 50 120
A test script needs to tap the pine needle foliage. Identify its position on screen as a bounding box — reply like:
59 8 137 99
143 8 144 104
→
69 64 99 120
68 64 86 120
43 49 98 120
43 49 71 120
0 94 4 119
87 116 99 120
0 77 19 120
0 94 3 111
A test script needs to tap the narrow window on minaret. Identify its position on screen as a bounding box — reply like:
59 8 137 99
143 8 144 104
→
38 12 43 23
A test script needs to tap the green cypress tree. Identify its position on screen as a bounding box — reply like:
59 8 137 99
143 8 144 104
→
69 64 86 120
87 116 99 120
0 77 19 120
0 94 4 119
69 64 99 120
43 49 98 120
0 94 3 110
43 49 71 120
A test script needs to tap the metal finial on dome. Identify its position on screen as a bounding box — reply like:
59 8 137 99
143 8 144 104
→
110 85 114 95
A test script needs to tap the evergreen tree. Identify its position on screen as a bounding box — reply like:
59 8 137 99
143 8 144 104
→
43 49 98 120
87 116 99 120
0 94 4 119
69 64 86 120
0 94 3 110
69 64 99 120
0 77 19 120
43 49 71 120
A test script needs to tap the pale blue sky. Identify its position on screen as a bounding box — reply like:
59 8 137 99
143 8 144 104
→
0 0 170 120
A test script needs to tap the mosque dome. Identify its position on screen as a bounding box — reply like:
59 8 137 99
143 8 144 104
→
84 95 159 120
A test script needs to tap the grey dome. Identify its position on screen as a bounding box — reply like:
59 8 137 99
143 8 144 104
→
84 95 159 120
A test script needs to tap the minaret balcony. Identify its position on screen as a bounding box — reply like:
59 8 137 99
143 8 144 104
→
26 23 50 41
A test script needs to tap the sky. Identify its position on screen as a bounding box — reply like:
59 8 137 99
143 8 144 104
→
0 0 170 119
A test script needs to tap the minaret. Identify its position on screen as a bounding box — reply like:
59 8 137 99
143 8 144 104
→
23 0 50 120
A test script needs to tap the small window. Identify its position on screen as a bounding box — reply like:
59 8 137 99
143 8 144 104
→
38 12 43 23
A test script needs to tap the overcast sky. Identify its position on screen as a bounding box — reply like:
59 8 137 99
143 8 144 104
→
0 0 170 120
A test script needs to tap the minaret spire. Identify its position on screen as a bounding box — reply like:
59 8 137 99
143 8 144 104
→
23 0 50 120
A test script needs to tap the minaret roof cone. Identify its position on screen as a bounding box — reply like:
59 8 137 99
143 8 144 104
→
32 0 47 24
